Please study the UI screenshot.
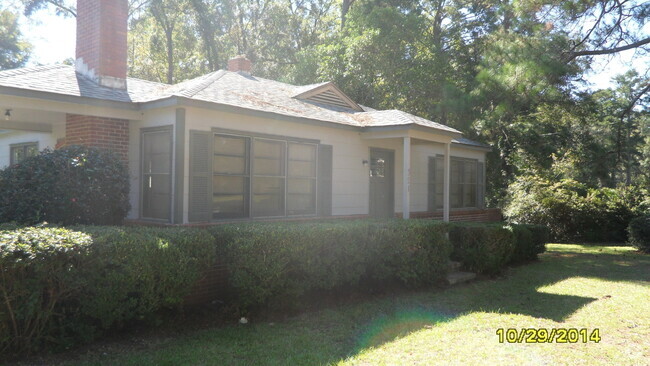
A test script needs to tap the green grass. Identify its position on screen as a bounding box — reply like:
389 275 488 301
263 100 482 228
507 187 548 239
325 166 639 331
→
58 244 648 366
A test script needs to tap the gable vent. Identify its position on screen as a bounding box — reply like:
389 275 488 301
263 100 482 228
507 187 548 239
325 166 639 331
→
294 83 363 111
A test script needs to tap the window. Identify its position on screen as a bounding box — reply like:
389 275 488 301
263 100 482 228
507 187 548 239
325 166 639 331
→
428 156 481 210
213 135 250 219
211 133 319 219
252 138 286 217
287 143 317 215
141 128 172 220
10 142 38 165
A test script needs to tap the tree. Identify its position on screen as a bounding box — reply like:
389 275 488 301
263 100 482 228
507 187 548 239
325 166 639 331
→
0 10 31 70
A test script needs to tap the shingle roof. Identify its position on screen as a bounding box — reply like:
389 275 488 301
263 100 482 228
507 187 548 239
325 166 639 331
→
0 65 488 143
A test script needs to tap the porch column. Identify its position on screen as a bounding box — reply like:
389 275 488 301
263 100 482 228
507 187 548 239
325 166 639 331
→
443 142 450 222
402 137 411 219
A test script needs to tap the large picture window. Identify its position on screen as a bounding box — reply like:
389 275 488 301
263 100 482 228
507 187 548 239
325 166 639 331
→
212 133 318 219
429 156 482 210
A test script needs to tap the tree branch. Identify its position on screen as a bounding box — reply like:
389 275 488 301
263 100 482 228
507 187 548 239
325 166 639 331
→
566 36 650 61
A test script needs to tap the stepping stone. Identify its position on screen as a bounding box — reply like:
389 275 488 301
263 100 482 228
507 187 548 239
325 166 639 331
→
446 271 476 285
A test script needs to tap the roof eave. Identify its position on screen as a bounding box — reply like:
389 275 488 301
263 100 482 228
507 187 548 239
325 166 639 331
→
361 124 463 139
0 85 140 111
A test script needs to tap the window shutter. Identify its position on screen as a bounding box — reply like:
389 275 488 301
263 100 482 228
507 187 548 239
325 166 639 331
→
477 161 485 209
317 144 333 216
428 157 436 211
189 131 213 222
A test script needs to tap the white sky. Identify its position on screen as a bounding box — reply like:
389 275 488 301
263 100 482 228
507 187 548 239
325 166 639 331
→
13 7 650 90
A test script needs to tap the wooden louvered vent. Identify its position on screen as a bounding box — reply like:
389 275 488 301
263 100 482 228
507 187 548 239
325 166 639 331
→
307 89 354 109
294 83 363 111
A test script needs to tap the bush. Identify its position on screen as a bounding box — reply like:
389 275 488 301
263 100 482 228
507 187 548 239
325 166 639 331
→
0 145 130 225
628 216 650 253
0 226 215 354
505 176 648 242
449 223 516 274
509 224 549 264
208 219 452 310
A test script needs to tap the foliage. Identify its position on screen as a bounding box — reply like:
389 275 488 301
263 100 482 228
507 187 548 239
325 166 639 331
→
627 216 650 253
448 223 516 274
0 145 130 226
509 224 549 264
0 226 215 354
0 9 31 70
505 176 649 242
208 219 453 310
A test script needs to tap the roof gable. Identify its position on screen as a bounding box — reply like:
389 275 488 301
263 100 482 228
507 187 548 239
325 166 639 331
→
293 82 363 111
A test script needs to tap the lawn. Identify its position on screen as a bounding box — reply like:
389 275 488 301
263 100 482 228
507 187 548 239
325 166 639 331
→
45 244 650 365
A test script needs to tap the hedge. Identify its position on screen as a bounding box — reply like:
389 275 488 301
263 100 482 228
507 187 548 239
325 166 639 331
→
0 226 214 354
0 145 130 225
208 219 453 309
1 219 550 355
628 216 650 253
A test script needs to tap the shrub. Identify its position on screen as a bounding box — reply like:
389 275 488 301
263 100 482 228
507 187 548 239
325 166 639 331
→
0 145 130 225
505 176 648 242
0 226 215 354
628 216 650 253
449 223 516 274
509 224 549 264
208 219 452 310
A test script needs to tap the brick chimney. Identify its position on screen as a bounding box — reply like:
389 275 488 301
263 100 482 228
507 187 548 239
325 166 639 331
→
227 56 252 74
75 0 128 89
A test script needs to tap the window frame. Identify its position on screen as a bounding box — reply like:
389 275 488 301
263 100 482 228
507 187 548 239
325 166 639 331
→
428 155 483 210
9 142 39 165
140 126 173 222
210 128 320 221
212 133 251 219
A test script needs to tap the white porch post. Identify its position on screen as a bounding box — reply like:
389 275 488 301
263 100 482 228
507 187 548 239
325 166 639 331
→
443 142 451 222
402 137 411 219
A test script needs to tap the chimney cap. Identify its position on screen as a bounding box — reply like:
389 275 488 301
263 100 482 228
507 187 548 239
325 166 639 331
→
228 55 252 74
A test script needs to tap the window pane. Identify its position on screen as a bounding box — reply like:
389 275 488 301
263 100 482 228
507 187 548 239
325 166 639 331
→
289 143 316 161
213 176 248 219
142 174 171 219
214 135 247 155
287 178 316 215
464 183 477 208
213 175 246 194
370 158 385 177
213 155 246 175
254 139 285 176
288 160 315 177
252 177 285 217
464 161 477 184
26 145 38 157
11 147 24 164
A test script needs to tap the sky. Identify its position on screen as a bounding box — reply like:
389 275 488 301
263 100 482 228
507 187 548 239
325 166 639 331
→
12 6 650 91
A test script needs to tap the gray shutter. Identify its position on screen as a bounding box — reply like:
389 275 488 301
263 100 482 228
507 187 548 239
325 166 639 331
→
317 144 333 216
477 161 485 209
188 130 212 222
428 157 436 211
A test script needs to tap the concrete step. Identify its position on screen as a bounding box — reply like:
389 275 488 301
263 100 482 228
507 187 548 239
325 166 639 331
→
446 271 476 286
448 261 462 271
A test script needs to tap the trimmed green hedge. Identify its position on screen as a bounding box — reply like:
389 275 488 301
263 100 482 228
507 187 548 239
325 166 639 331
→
0 226 214 354
208 220 453 309
628 216 650 253
449 223 549 274
0 219 550 355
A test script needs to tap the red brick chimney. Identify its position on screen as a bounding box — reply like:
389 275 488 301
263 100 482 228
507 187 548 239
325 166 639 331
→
75 0 128 89
227 56 252 74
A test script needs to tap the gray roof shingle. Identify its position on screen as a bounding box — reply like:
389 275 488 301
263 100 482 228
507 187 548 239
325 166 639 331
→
0 64 492 147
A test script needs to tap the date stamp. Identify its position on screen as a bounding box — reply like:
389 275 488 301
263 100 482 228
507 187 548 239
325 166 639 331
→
496 328 601 343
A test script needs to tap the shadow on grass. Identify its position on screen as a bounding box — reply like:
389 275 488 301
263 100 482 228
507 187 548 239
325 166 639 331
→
56 246 649 366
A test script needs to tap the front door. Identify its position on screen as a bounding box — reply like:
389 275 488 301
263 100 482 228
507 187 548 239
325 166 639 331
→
369 148 394 218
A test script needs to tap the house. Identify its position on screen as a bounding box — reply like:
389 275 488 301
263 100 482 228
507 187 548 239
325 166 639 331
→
0 0 499 225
